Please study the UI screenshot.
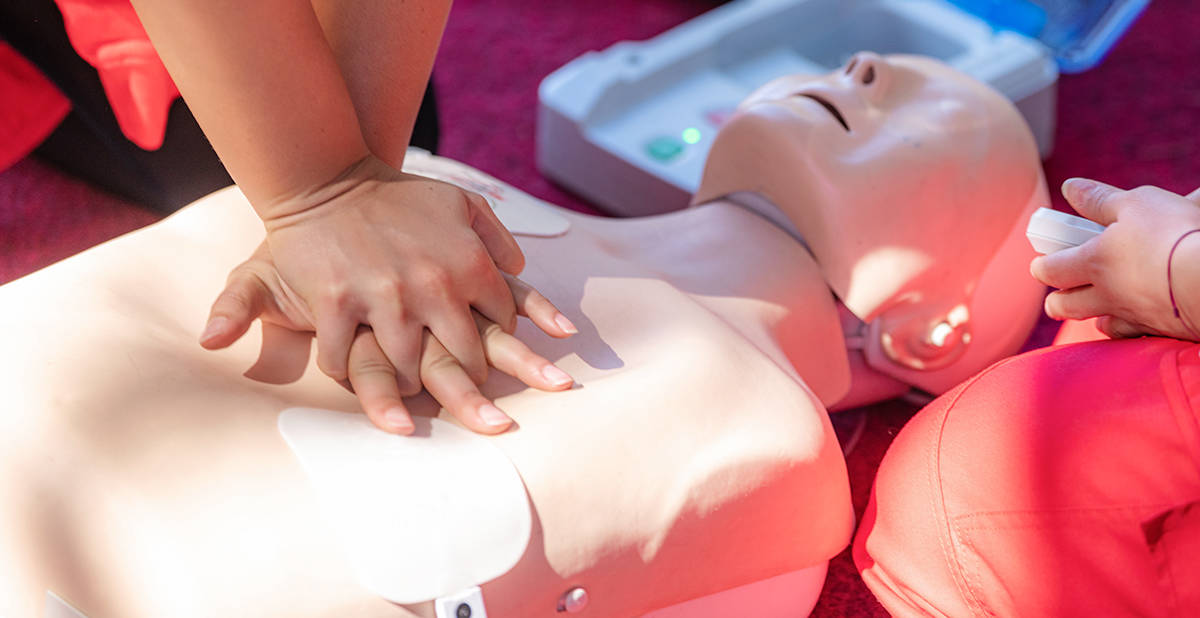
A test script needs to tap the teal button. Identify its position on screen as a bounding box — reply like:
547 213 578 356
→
645 136 684 162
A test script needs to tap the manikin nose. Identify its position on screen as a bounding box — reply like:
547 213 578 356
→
844 52 883 88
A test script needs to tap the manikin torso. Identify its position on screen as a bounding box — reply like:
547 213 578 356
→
0 175 855 618
0 54 1046 617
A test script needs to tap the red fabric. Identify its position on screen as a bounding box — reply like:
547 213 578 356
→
52 0 177 150
0 0 176 163
0 41 71 171
1144 500 1200 613
854 338 1200 616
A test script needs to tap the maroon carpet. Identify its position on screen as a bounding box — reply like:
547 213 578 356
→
2 0 1198 614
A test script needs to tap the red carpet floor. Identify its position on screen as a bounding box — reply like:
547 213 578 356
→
2 0 1198 614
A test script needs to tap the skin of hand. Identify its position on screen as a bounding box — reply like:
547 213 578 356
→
200 241 578 435
1031 178 1200 340
251 154 533 393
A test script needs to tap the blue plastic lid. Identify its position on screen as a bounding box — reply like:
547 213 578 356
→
948 0 1151 72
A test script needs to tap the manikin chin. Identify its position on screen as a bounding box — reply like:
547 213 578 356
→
0 52 1045 618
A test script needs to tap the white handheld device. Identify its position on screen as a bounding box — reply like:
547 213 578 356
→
1026 207 1106 254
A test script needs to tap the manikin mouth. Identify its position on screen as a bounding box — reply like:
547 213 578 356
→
796 93 850 132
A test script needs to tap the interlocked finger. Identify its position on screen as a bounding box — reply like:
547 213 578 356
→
419 330 514 434
506 273 577 337
347 326 414 434
473 311 574 391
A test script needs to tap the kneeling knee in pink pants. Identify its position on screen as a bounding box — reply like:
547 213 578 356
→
855 338 1200 616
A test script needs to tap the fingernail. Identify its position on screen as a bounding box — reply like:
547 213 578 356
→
554 313 578 335
478 403 511 427
200 317 228 343
384 407 414 433
1062 177 1093 200
541 364 573 387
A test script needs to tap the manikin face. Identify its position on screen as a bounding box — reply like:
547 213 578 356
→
695 52 1043 371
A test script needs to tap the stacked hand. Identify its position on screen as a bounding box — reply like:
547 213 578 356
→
198 156 577 434
1031 178 1200 340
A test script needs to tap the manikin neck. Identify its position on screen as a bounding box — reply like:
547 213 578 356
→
700 191 913 409
723 191 806 246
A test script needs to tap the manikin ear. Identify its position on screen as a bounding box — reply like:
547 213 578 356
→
870 302 972 371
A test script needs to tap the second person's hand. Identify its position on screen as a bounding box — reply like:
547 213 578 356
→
1031 178 1200 339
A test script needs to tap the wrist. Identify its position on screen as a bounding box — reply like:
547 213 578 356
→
1168 228 1200 338
258 152 389 229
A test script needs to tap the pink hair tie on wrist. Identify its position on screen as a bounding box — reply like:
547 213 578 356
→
1167 228 1200 340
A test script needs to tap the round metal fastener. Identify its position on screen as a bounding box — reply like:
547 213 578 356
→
557 587 589 613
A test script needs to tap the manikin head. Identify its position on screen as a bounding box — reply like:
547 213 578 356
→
694 52 1046 391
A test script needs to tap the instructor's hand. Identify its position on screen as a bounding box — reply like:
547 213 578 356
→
1031 178 1200 340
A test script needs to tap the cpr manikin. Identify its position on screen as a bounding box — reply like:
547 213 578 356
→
0 54 1046 617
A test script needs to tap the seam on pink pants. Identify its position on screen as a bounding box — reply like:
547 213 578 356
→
928 354 1028 618
1168 347 1200 473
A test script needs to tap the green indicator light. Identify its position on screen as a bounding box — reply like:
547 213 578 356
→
646 136 684 162
681 127 702 144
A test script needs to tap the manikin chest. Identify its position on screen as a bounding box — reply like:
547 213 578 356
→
410 137 854 411
507 204 850 407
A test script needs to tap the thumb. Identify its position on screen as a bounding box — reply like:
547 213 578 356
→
467 193 525 275
1062 178 1125 226
200 271 268 349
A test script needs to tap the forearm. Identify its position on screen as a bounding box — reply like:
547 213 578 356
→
312 0 453 167
129 0 370 217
